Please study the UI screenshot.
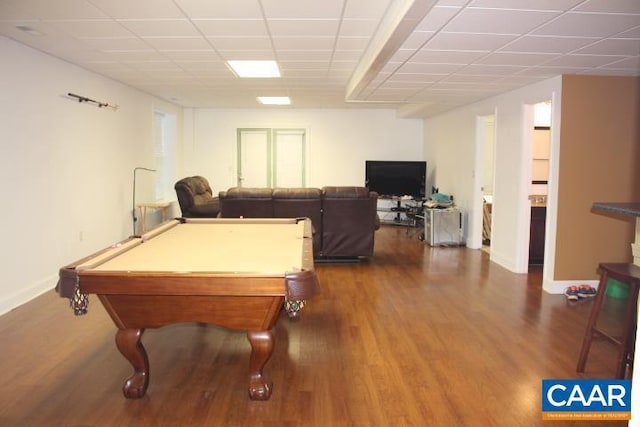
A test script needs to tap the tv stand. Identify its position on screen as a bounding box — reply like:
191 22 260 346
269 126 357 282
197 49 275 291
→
376 197 422 225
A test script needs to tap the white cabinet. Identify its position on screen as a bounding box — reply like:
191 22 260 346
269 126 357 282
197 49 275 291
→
424 208 463 246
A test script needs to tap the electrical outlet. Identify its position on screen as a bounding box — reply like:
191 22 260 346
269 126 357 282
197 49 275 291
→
79 231 84 242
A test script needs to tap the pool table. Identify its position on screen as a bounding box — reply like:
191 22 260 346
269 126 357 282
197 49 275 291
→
56 217 320 400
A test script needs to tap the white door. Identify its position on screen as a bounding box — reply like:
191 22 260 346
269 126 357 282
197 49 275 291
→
237 129 270 187
273 129 305 187
237 128 306 187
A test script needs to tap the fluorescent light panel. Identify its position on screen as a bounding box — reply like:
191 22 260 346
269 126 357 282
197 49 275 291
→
227 60 281 78
257 96 291 105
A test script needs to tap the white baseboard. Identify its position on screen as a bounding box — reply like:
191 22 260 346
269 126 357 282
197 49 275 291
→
0 274 57 316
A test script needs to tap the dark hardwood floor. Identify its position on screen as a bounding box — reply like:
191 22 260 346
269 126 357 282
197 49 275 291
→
0 225 628 426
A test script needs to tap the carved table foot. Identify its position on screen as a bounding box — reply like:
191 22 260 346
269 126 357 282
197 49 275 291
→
115 328 149 399
247 329 275 400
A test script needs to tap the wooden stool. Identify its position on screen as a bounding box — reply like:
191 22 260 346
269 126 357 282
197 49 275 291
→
577 263 640 378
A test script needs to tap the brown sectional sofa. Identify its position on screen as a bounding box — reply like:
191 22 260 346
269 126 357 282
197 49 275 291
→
219 186 380 258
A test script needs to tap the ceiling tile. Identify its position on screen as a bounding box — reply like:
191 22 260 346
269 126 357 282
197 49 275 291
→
574 0 640 14
208 36 272 50
89 0 185 19
10 0 107 20
192 20 268 37
574 39 640 56
272 36 335 50
425 32 517 51
334 36 370 50
174 0 263 19
339 19 379 37
141 37 212 51
268 19 340 37
398 62 464 74
468 0 584 11
47 20 132 38
118 19 200 37
414 6 462 32
598 56 640 70
533 12 640 37
411 49 486 64
500 35 598 54
457 64 529 75
261 0 344 19
79 36 152 51
444 8 560 34
477 52 560 66
543 53 632 68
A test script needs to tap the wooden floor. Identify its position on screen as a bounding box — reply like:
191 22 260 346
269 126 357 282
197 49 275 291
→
0 226 629 427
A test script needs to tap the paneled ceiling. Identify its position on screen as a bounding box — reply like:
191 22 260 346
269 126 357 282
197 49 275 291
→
1 0 638 117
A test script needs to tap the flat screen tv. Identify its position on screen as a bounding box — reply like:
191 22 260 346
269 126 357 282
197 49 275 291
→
365 160 426 199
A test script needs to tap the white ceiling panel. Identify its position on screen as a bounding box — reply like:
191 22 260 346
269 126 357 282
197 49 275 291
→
192 20 269 37
533 13 640 38
208 36 272 51
261 0 344 19
575 0 640 14
424 33 517 51
268 20 340 37
90 0 185 19
477 52 560 67
500 35 599 54
575 39 640 56
142 36 211 51
175 0 263 19
468 0 584 11
443 9 560 34
543 54 632 68
0 0 637 117
118 19 200 37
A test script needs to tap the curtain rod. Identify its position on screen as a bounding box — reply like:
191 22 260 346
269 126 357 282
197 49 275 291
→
67 92 119 110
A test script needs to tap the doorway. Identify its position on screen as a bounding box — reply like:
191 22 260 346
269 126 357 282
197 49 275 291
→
473 114 496 252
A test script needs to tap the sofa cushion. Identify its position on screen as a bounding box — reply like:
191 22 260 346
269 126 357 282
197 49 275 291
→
273 188 322 254
322 186 372 199
219 187 274 218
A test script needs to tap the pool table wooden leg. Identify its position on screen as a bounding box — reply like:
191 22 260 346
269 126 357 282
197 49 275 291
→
115 328 149 399
247 329 274 400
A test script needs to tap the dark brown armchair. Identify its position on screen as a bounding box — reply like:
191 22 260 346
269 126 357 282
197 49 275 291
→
174 176 220 218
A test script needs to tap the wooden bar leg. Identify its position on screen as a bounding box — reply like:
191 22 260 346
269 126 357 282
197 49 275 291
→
115 328 149 399
246 329 274 400
616 285 640 378
577 271 609 373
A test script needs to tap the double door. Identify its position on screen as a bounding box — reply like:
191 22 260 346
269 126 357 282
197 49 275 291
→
237 128 306 188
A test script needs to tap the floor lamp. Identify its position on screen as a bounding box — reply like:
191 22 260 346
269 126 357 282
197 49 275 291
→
132 167 156 235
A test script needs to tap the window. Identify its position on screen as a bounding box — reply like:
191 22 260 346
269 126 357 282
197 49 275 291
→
153 110 177 200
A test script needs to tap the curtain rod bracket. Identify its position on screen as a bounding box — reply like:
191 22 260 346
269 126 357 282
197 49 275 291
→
67 92 119 111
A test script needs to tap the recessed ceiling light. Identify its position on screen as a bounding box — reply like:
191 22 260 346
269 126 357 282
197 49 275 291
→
227 60 281 78
257 96 291 105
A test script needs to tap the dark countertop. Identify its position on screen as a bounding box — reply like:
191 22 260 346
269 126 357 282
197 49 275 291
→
592 202 640 218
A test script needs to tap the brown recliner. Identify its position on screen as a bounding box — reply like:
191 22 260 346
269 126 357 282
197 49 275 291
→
174 176 220 218
321 186 380 258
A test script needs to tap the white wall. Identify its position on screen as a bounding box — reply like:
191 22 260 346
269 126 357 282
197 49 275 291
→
423 76 562 275
0 37 183 314
183 108 423 192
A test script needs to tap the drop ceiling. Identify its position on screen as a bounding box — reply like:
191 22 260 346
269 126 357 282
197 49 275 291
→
0 0 638 117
